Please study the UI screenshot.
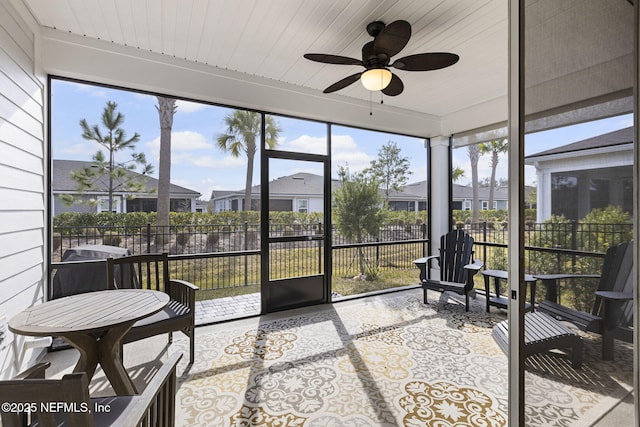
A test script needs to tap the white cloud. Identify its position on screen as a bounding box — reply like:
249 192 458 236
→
278 135 327 154
188 154 245 169
58 141 102 157
69 82 107 98
146 131 213 156
275 134 373 173
332 134 374 172
175 100 209 114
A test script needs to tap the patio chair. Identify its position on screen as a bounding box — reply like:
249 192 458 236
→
537 241 634 360
0 352 182 427
107 253 198 364
414 229 483 311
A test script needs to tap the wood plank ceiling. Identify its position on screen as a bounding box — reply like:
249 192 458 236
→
22 0 508 122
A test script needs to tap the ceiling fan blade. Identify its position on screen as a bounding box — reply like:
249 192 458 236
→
374 20 411 57
304 53 362 66
381 73 404 96
323 72 362 93
391 52 459 71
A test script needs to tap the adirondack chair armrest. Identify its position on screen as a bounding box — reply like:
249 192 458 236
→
414 256 440 283
464 259 484 272
413 255 439 265
535 273 600 303
166 279 199 308
595 290 633 302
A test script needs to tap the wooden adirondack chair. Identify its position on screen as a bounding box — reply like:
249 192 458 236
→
414 229 483 311
537 240 634 360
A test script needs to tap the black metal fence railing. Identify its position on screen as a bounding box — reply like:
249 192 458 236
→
52 223 429 292
52 223 428 260
461 221 631 313
51 221 631 310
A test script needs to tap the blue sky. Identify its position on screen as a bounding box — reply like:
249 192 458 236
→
51 79 633 200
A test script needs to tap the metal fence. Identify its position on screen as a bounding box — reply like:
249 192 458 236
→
461 221 632 312
52 223 428 292
52 221 631 303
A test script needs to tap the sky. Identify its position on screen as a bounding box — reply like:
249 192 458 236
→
51 79 633 200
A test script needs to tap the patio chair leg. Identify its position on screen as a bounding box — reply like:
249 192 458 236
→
189 329 195 365
465 293 470 312
572 339 583 369
423 289 428 304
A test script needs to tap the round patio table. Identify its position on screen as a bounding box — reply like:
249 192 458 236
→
9 289 169 395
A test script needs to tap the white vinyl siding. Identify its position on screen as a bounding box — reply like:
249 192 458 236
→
0 0 46 376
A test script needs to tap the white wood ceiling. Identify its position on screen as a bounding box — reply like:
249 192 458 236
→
23 0 509 122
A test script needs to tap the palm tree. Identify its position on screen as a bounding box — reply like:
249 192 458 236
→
452 166 465 182
479 138 508 210
156 97 177 228
467 144 480 224
217 111 281 211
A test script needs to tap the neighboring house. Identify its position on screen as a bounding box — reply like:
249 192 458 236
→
525 127 633 221
53 159 202 214
388 181 533 212
195 199 210 213
211 173 529 213
211 172 335 213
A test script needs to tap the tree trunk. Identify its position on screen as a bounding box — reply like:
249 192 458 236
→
489 151 498 209
244 153 254 211
108 133 114 213
156 97 176 227
469 145 480 224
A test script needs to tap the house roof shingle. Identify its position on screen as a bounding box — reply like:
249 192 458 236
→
525 126 633 159
53 159 201 196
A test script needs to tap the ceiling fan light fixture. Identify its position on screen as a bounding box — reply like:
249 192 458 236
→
361 68 392 91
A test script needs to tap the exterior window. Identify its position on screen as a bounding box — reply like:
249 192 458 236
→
493 201 497 210
297 199 308 213
97 197 120 213
481 201 489 210
463 200 471 211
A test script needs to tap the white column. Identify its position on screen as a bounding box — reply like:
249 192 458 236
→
537 168 552 221
429 136 450 278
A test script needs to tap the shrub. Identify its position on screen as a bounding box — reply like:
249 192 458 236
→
102 231 121 247
578 205 632 252
527 215 573 275
206 231 220 249
176 230 191 246
52 233 62 251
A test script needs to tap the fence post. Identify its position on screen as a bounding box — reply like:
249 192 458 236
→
244 221 249 286
146 223 151 253
482 221 487 266
421 222 427 258
317 222 322 274
571 221 577 271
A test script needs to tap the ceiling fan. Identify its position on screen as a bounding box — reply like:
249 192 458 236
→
304 20 459 96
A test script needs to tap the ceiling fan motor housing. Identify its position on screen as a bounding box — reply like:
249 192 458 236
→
362 41 389 69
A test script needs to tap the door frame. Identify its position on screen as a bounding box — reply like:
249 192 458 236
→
259 119 332 313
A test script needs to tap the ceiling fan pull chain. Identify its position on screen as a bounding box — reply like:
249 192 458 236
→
380 91 384 105
369 91 373 116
